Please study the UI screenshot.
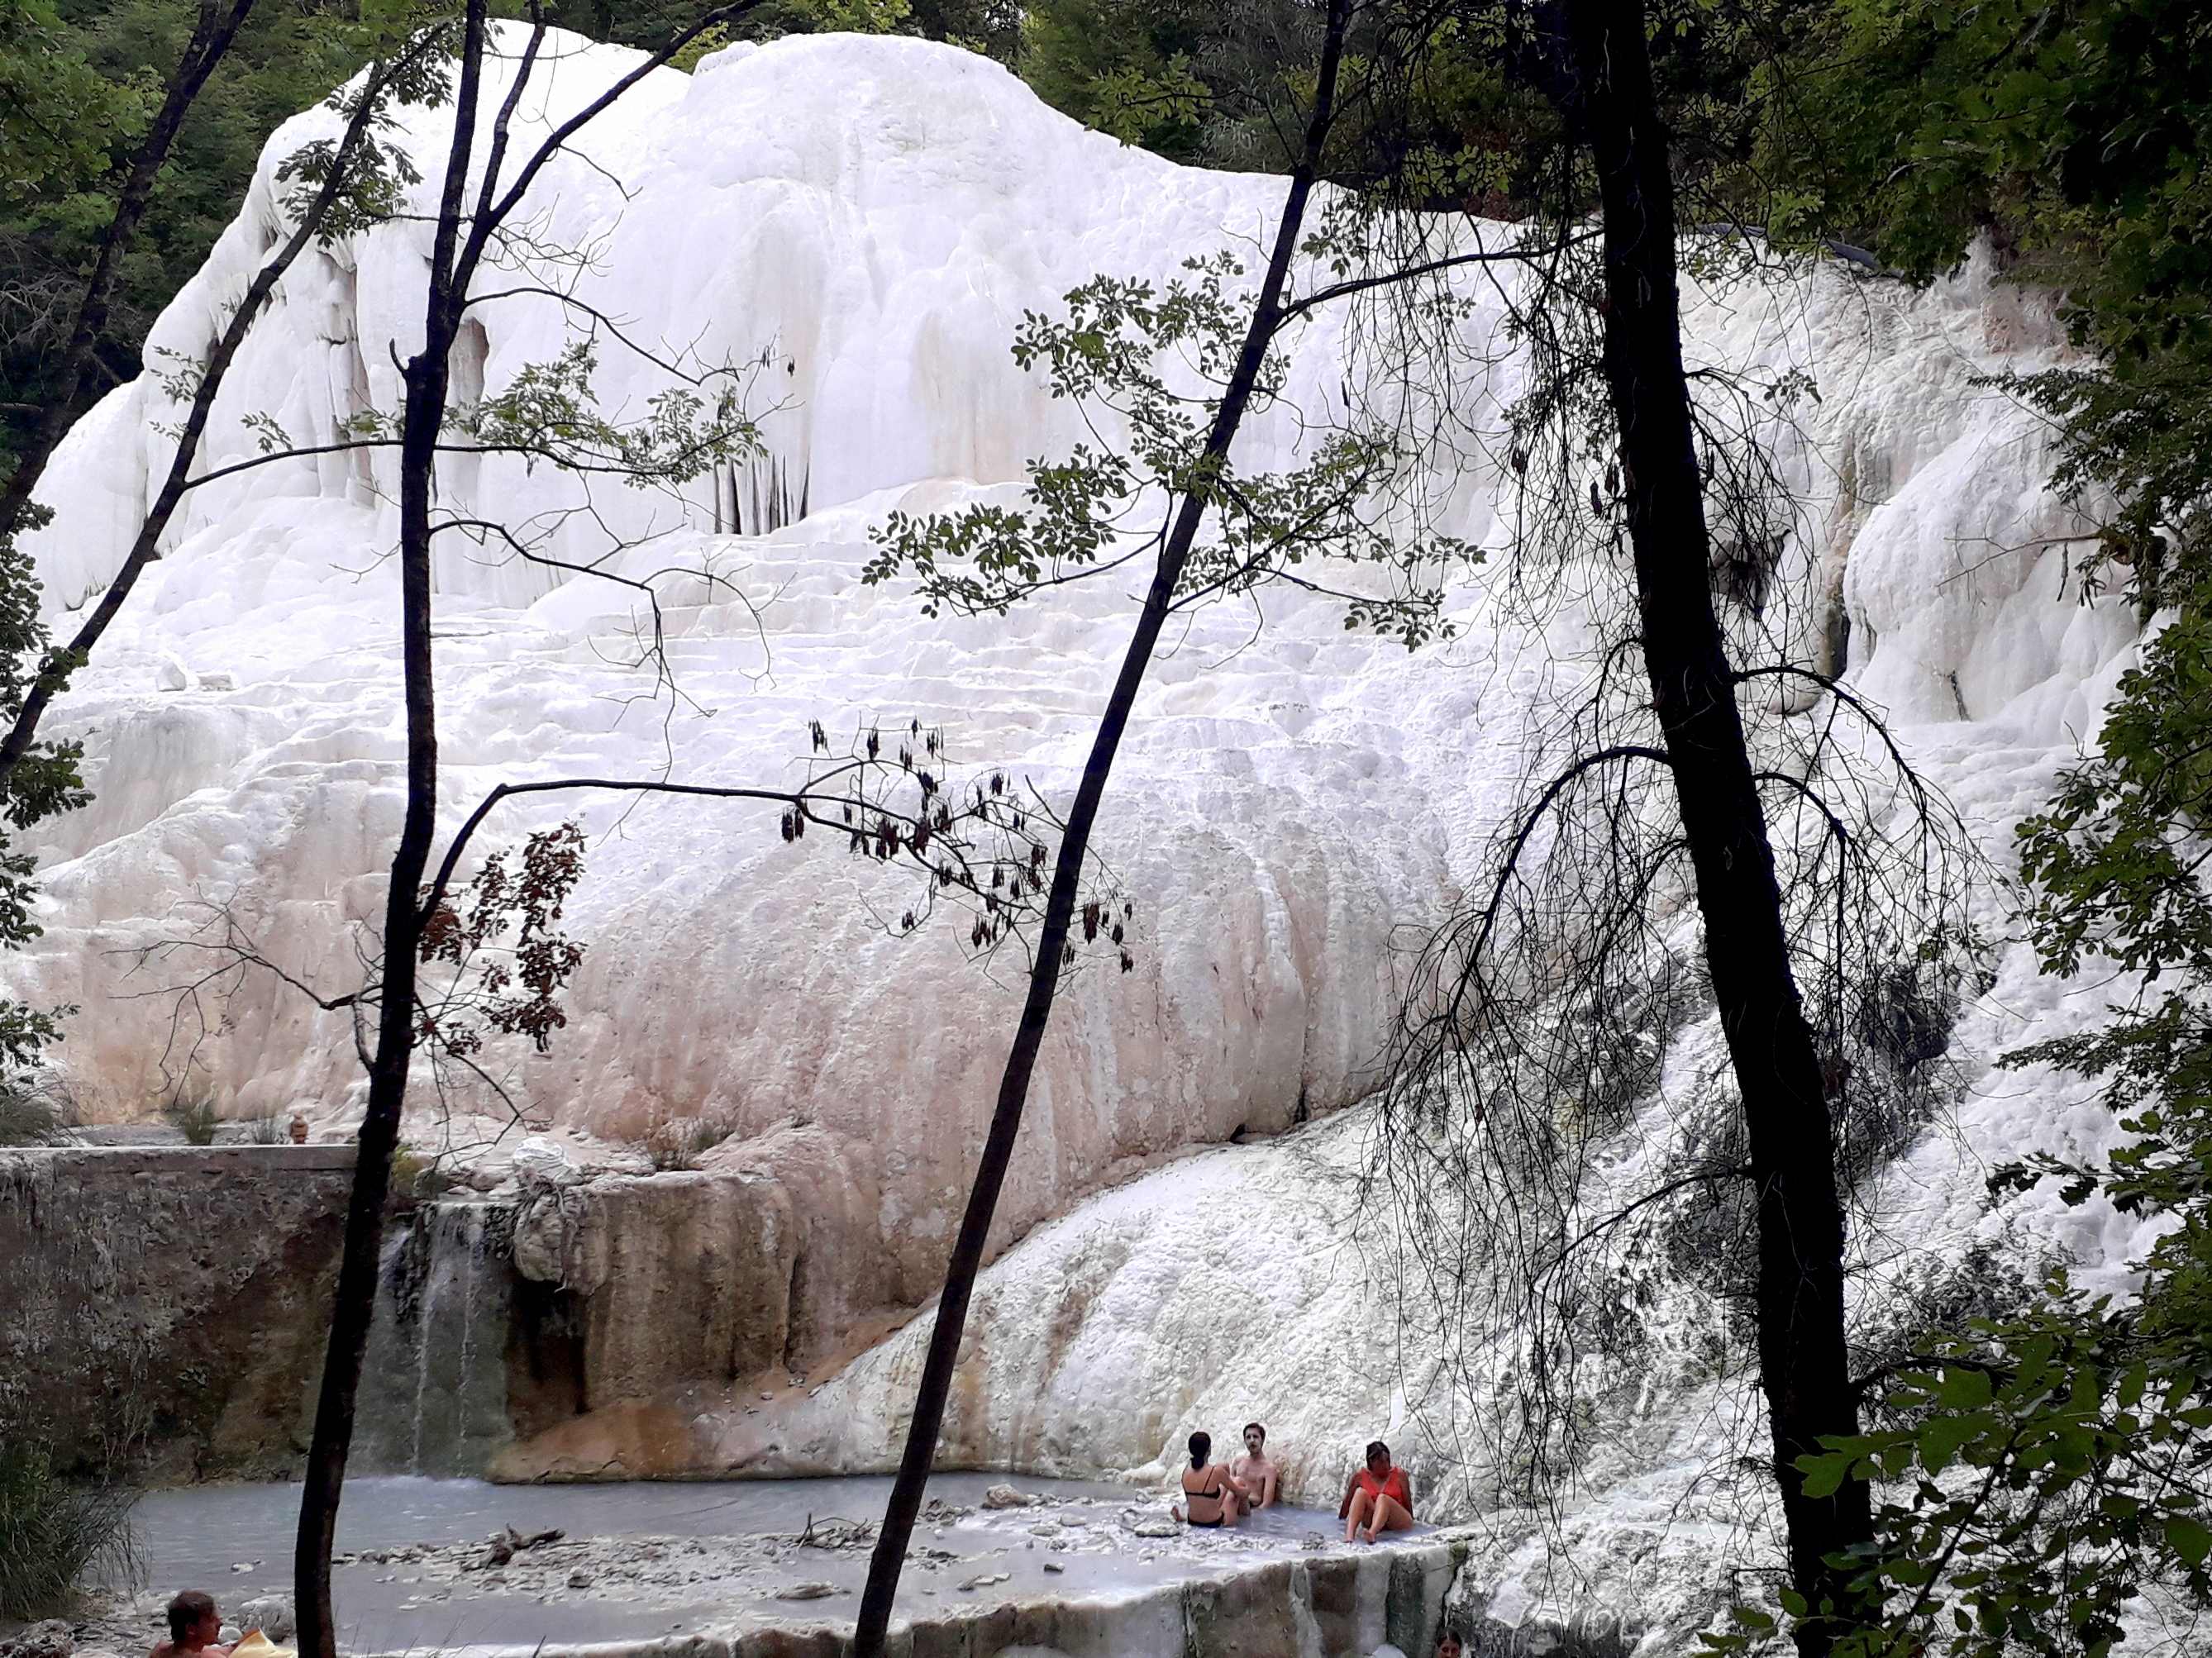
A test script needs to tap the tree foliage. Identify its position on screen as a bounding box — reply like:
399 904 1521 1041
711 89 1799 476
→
863 251 1467 645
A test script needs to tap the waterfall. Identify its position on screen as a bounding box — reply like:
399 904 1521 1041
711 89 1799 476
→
354 1200 516 1476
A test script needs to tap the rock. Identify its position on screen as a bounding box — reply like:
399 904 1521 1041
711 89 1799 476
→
1 1619 74 1658
509 1139 588 1277
772 1583 837 1600
512 1137 584 1189
566 1571 593 1589
154 654 191 692
1127 1517 1180 1538
956 1573 1009 1591
1026 1521 1060 1537
237 1594 295 1642
981 1483 1037 1508
1302 1531 1328 1550
1042 1561 1065 1574
197 672 236 691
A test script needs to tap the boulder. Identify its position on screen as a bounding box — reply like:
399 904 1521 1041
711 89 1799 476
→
236 1594 294 1642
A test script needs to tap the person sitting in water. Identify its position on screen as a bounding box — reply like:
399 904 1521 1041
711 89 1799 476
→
1228 1421 1280 1512
1434 1631 1466 1658
150 1591 231 1658
1170 1430 1243 1528
1339 1439 1415 1541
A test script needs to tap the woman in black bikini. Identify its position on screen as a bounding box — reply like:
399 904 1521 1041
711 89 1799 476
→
1171 1431 1244 1527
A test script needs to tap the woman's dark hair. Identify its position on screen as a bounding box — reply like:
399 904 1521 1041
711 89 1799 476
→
1189 1431 1211 1468
1366 1439 1390 1462
168 1591 217 1642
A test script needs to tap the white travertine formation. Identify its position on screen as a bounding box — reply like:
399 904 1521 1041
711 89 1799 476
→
15 29 2161 1638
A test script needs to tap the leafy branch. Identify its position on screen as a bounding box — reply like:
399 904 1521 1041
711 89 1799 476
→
862 251 1474 646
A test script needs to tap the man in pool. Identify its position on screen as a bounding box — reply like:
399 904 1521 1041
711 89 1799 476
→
1228 1422 1280 1511
150 1592 231 1658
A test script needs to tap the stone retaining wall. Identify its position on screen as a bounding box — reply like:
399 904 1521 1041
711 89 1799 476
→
0 1144 355 1479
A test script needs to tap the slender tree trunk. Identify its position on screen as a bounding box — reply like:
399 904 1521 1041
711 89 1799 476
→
286 8 760 1644
291 8 489 1654
0 0 261 537
1561 0 1870 1643
0 51 412 789
849 6 1352 1652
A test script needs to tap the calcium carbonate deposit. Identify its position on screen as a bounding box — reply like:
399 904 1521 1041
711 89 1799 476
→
11 24 2162 1650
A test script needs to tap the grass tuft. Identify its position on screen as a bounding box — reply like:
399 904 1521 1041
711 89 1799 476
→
0 1441 137 1620
160 1091 221 1146
0 1077 73 1147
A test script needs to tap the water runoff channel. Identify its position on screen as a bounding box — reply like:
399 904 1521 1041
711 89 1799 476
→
93 1474 1433 1655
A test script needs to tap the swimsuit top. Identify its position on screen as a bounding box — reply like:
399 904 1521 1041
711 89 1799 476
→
1356 1464 1409 1509
1182 1465 1228 1520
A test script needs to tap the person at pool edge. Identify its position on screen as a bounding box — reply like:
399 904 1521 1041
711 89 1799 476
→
150 1591 231 1658
1228 1422 1280 1511
1339 1439 1414 1541
1170 1431 1244 1527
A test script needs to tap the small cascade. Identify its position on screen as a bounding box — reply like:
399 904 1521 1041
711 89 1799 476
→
354 1200 517 1476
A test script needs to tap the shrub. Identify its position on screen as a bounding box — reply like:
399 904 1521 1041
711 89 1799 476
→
160 1091 220 1146
646 1116 736 1172
0 1441 136 1619
387 1141 459 1205
0 1078 69 1146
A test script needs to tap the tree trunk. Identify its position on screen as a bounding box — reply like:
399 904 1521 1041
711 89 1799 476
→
290 7 489 1654
849 5 1352 1652
1560 0 1871 1643
0 0 260 538
0 52 410 789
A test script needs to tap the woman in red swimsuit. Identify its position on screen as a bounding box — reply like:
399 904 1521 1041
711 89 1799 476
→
1339 1439 1414 1541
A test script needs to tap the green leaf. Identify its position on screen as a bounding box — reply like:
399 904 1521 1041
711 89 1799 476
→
2165 1514 2212 1566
